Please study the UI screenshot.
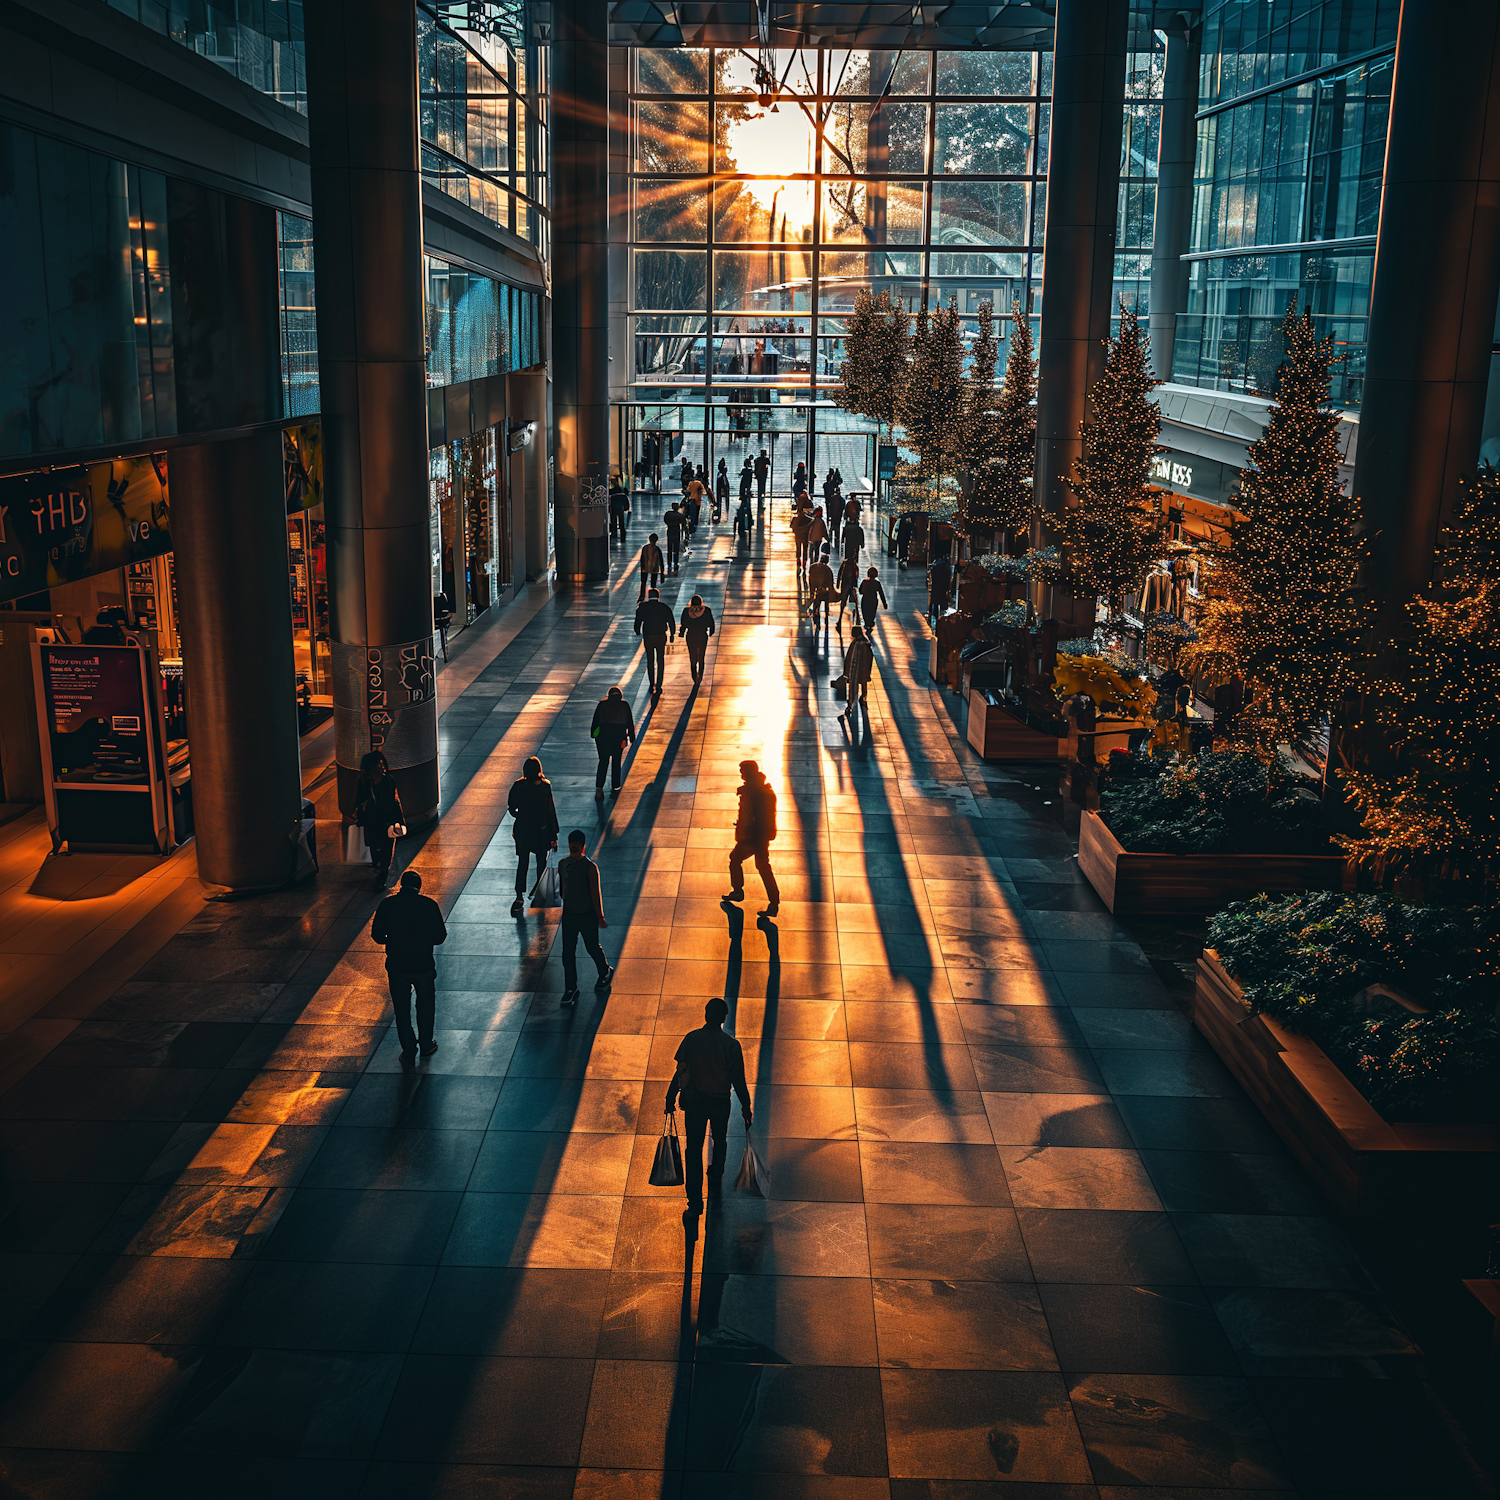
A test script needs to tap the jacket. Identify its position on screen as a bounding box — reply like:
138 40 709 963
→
843 521 865 551
754 455 770 479
844 637 874 687
355 776 403 835
640 542 664 574
635 599 676 639
859 578 888 613
837 559 860 598
680 604 715 639
808 518 828 548
739 469 753 497
734 774 777 843
370 888 448 974
591 697 635 746
807 562 836 602
559 853 604 918
666 1024 751 1110
664 509 687 538
507 776 559 850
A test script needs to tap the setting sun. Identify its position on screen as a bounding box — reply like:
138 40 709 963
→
722 108 817 227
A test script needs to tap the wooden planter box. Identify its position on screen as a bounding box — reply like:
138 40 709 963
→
1194 951 1500 1224
966 690 1065 760
1078 809 1347 915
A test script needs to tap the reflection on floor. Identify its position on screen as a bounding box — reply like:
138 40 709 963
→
0 498 1481 1497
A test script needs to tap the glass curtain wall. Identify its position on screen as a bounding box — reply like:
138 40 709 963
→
1173 0 1399 404
626 47 1053 493
1114 49 1164 328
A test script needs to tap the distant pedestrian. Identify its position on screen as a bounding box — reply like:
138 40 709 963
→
822 468 840 507
715 459 730 521
827 488 845 542
807 547 836 626
896 512 914 567
754 448 770 505
679 456 693 496
842 513 865 568
723 758 780 916
928 552 953 621
807 506 829 556
859 567 888 633
507 756 559 916
792 462 807 504
635 586 676 695
371 870 447 1064
433 592 453 661
557 829 612 1006
680 594 716 685
354 750 404 888
591 685 635 799
665 997 753 1213
685 476 704 535
835 553 860 626
664 503 688 572
790 506 812 576
609 480 630 542
739 459 754 508
842 626 874 715
638 533 665 601
736 494 753 551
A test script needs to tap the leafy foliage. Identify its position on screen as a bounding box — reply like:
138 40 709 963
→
1208 892 1500 1120
1182 306 1368 753
1102 750 1330 856
1046 306 1166 614
1340 466 1500 896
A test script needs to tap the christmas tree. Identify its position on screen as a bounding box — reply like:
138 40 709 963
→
836 287 910 447
897 298 966 493
1047 304 1165 617
962 298 1035 548
1339 467 1500 895
1183 306 1367 753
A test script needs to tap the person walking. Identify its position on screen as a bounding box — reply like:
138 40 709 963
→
663 503 688 573
635 586 676 695
354 751 404 887
827 488 845 547
807 506 829 558
715 459 730 522
928 551 953 622
835 552 861 627
754 448 770 507
723 759 780 916
735 492 754 552
371 870 447 1064
557 829 612 1005
507 756 559 916
896 512 914 568
433 592 453 662
807 546 836 627
739 458 754 512
679 455 693 497
842 511 866 569
791 461 808 505
859 566 888 634
685 475 705 536
790 505 812 578
665 997 753 1213
680 594 715 685
638 533 665 601
590 685 635 799
609 479 630 542
842 625 874 716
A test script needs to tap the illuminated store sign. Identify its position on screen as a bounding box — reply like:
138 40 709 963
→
1149 448 1240 507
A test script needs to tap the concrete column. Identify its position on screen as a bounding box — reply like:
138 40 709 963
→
551 0 610 583
305 0 439 824
1355 1 1500 606
1033 0 1128 545
172 430 304 892
1149 17 1200 383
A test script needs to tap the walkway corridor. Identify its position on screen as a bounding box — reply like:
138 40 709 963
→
0 504 1476 1498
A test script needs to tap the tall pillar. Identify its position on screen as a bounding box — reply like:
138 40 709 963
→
305 0 439 823
1033 0 1128 619
1354 2 1500 608
1149 16 1200 383
172 431 304 892
551 0 610 583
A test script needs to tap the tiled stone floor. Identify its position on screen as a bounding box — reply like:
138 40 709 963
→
0 503 1483 1498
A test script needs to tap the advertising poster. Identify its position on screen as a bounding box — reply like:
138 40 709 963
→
0 454 171 603
284 421 323 514
37 644 150 783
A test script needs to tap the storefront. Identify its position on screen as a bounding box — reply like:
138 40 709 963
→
428 424 510 636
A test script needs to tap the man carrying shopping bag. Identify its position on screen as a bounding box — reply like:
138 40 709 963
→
664 998 752 1215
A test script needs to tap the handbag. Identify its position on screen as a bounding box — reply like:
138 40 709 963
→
734 1138 770 1198
649 1114 685 1186
387 823 407 839
530 857 560 907
344 825 371 863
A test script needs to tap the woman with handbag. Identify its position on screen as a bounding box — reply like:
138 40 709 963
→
354 751 405 887
507 755 559 915
590 687 636 800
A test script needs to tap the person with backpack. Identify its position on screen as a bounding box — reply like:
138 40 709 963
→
835 552 861 627
680 594 716 686
557 829 612 1006
859 566 889 634
807 506 829 558
590 685 636 799
723 758 780 917
807 546 837 627
638 532 665 601
506 756 559 916
664 996 753 1213
635 586 676 695
842 626 875 717
370 870 447 1064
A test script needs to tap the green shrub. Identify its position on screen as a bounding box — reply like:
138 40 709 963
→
1208 891 1500 1120
1101 750 1330 855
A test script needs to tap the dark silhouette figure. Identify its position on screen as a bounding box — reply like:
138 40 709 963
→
557 829 612 1005
665 997 752 1212
354 750 404 887
679 595 716 685
635 587 676 695
723 758 780 916
591 686 635 798
506 756 559 915
371 870 447 1063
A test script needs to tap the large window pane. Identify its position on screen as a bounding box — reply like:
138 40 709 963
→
822 101 928 175
634 249 708 310
937 51 1036 96
935 103 1032 175
633 178 709 242
822 182 924 244
825 50 930 96
635 102 710 172
717 105 816 175
713 180 816 242
932 181 1029 246
714 249 814 311
817 251 924 313
716 49 819 94
635 49 709 94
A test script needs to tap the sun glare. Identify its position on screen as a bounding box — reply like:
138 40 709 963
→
724 110 816 228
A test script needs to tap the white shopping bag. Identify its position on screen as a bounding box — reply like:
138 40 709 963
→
734 1138 770 1198
530 857 561 907
344 825 371 864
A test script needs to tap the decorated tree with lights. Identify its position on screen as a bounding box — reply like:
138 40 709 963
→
1183 306 1367 752
1047 305 1165 616
836 287 910 447
898 299 966 491
1339 467 1500 895
967 299 1037 548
